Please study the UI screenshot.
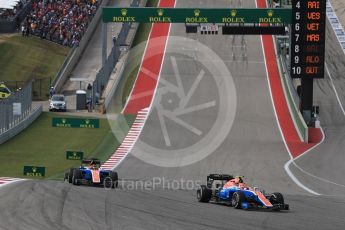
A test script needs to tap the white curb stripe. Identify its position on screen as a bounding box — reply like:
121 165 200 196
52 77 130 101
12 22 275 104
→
0 178 26 188
101 108 150 170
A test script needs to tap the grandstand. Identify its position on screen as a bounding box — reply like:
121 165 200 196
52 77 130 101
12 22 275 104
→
0 0 104 144
24 0 99 46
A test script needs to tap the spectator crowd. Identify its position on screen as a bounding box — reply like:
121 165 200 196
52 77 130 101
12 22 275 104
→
23 0 99 47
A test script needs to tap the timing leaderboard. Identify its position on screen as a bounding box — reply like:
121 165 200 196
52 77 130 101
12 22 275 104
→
291 0 326 79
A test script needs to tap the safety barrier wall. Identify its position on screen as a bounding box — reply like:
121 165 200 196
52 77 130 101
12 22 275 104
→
276 48 308 142
0 105 42 145
270 0 309 142
103 0 149 110
0 81 42 144
52 46 77 93
93 0 141 109
91 22 132 104
52 0 111 93
103 19 140 110
103 51 128 110
279 47 301 109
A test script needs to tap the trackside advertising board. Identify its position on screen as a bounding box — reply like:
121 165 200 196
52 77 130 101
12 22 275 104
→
52 118 100 128
102 7 292 24
66 151 84 160
23 166 45 177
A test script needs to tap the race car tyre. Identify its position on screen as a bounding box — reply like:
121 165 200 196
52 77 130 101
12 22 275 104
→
104 177 112 189
270 192 284 210
231 191 246 209
64 172 68 181
72 169 82 185
197 185 211 203
269 192 284 205
68 168 74 184
110 171 118 188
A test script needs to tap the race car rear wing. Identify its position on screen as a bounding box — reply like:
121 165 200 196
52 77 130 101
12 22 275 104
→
82 158 101 165
207 174 234 182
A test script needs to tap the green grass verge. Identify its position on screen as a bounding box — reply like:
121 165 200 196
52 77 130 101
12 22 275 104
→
0 0 157 180
0 112 134 179
92 115 135 160
0 34 69 100
147 0 159 7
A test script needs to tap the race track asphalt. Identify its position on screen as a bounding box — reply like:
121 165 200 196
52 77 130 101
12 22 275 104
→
1 179 345 230
0 0 345 229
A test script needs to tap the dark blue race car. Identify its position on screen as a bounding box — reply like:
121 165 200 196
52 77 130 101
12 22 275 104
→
64 158 118 188
197 174 289 211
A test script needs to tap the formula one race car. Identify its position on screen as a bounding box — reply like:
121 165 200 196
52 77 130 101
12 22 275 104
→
64 158 118 188
197 174 289 211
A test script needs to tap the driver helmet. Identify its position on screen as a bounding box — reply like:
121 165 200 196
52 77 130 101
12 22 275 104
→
89 160 95 167
238 182 248 189
234 176 244 184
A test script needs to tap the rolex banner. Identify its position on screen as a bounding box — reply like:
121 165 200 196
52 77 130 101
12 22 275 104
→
52 118 100 128
102 7 292 24
66 151 84 160
23 166 45 177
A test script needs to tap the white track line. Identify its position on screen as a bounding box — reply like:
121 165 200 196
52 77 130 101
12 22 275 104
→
0 178 26 188
284 144 324 195
283 63 345 192
121 13 155 114
283 62 345 195
101 108 149 170
102 0 176 170
257 0 322 195
325 59 345 116
259 36 321 195
284 0 345 195
146 1 176 116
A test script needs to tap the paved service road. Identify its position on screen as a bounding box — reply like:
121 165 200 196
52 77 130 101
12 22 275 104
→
1 1 345 230
61 0 128 110
65 0 126 90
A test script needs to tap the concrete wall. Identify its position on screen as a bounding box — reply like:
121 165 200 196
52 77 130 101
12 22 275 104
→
0 105 42 145
103 0 147 110
275 39 309 142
